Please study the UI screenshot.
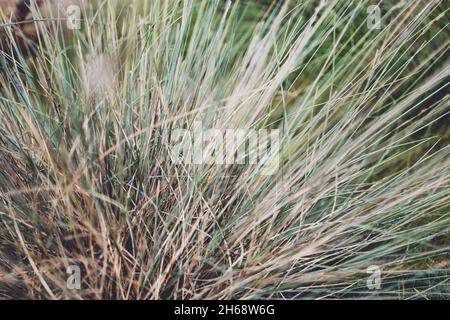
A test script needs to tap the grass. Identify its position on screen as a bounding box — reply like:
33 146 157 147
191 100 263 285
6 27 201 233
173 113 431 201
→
0 0 449 299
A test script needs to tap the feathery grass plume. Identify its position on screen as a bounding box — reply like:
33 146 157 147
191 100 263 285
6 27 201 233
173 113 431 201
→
0 0 449 299
80 53 117 102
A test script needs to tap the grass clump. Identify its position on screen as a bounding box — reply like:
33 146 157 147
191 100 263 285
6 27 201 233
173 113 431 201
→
0 0 449 299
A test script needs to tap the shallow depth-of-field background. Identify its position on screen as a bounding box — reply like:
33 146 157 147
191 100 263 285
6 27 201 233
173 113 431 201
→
0 0 449 299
